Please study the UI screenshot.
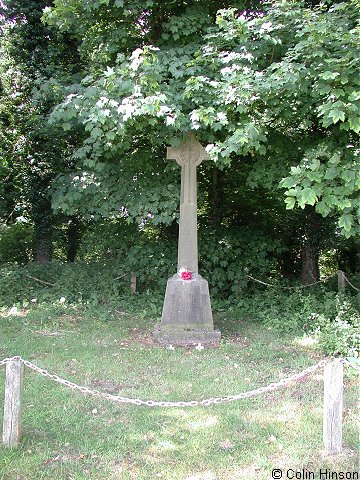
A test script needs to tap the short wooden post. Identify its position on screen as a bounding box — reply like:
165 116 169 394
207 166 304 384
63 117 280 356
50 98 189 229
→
130 272 137 294
2 359 24 447
323 359 343 455
338 270 345 293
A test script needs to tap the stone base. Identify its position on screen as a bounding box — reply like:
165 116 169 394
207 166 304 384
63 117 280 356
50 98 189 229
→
153 325 221 347
153 273 221 347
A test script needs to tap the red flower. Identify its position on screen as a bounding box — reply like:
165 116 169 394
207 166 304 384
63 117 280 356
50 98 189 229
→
181 271 192 280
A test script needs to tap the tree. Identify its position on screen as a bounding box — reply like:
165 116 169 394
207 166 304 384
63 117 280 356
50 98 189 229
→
186 0 360 281
45 1 359 237
44 0 264 225
1 0 355 282
186 1 359 236
0 0 82 262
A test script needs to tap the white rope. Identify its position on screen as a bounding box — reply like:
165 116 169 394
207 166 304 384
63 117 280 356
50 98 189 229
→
344 274 360 292
247 273 335 290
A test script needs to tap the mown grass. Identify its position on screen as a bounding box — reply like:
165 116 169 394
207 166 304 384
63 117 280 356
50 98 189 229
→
0 301 358 480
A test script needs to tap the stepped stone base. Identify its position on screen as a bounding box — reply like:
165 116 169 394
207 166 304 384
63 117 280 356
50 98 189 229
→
153 273 221 347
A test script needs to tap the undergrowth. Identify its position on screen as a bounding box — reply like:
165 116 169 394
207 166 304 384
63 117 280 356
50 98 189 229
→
230 288 360 358
0 262 359 358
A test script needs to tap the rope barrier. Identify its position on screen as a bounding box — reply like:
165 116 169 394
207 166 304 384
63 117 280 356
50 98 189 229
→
1 356 330 408
247 273 335 290
344 274 360 293
18 271 358 292
24 274 56 287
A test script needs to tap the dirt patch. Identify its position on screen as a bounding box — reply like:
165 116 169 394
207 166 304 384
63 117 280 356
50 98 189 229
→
127 327 154 346
90 378 125 394
226 333 251 347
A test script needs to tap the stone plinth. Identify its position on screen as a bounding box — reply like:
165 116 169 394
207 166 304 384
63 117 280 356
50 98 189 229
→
154 273 221 347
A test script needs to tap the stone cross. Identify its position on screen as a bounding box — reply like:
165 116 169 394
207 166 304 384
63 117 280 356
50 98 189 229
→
154 132 221 347
167 133 210 273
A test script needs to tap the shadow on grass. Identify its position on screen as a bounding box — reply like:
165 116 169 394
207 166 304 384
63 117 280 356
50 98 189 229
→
0 303 358 480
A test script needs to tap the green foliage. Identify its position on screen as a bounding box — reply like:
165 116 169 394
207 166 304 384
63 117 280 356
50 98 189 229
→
233 288 338 333
1 257 359 358
74 221 177 290
51 150 180 225
1 1 359 364
0 215 308 305
280 144 359 238
309 298 360 357
0 223 34 264
232 287 360 357
0 0 84 261
43 0 360 237
199 227 282 298
195 1 360 235
0 261 121 308
74 221 284 297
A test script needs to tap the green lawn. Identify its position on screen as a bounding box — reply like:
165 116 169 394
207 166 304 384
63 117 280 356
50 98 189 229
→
0 303 358 480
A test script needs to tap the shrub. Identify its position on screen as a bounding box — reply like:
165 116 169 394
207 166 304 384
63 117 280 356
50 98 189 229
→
0 223 33 264
76 222 282 297
0 261 124 308
309 298 360 357
199 227 282 299
232 288 338 332
232 288 359 357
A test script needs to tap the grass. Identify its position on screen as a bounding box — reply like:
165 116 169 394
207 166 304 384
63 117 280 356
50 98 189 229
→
0 300 359 480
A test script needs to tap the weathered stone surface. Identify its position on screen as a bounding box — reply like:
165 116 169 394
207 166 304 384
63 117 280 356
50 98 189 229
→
162 274 212 328
154 133 221 347
154 275 220 346
167 133 210 273
153 325 221 347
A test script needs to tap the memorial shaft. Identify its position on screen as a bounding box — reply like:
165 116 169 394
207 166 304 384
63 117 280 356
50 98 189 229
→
167 133 210 273
178 163 198 273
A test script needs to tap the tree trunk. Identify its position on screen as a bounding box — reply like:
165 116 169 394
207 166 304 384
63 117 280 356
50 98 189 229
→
35 237 52 263
28 169 54 264
31 186 53 264
301 244 320 285
301 207 321 285
279 246 300 279
67 216 82 262
338 239 360 274
34 208 53 264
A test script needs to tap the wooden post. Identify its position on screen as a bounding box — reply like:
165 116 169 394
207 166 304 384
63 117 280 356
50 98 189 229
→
130 273 137 294
338 270 345 293
323 359 343 455
2 359 24 447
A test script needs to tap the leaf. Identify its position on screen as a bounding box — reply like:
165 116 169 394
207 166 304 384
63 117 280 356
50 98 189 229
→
324 167 338 180
280 177 297 189
300 188 318 207
320 71 340 80
105 131 116 141
329 153 340 164
290 166 301 175
285 197 296 210
91 127 102 139
329 109 345 124
348 115 360 133
338 213 353 232
348 91 360 101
